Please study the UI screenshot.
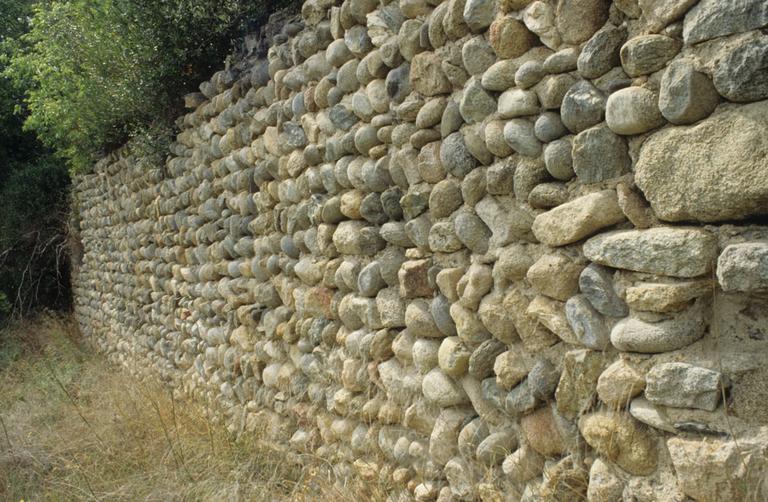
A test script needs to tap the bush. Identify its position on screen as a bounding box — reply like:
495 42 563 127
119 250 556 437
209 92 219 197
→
0 158 71 321
6 0 286 172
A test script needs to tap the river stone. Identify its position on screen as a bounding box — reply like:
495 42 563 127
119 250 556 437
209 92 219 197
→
543 47 579 73
555 349 605 418
578 411 658 476
438 337 472 377
659 60 720 125
515 60 545 89
386 63 411 103
543 137 574 180
717 242 768 293
523 1 559 49
476 431 517 466
646 362 722 411
468 339 506 379
620 35 680 77
638 0 697 33
565 295 610 349
534 112 567 142
460 77 497 123
430 408 473 466
560 81 606 133
667 434 768 502
528 182 568 209
505 380 538 416
579 264 628 317
596 359 646 408
462 36 496 76
520 406 566 457
526 253 583 301
411 52 452 96
635 101 768 222
503 119 541 157
610 300 708 353
489 16 538 59
430 179 463 218
463 0 496 32
624 280 711 312
532 190 626 247
416 98 448 129
577 24 627 79
587 459 624 502
556 0 610 45
441 132 479 178
527 359 560 400
454 210 492 254
423 368 470 407
498 89 540 118
682 0 768 45
605 86 665 135
584 228 716 278
572 124 631 182
712 37 768 103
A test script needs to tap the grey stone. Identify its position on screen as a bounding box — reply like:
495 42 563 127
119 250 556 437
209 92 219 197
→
683 0 768 45
556 0 610 45
605 86 665 135
463 0 497 32
505 380 539 416
416 98 448 129
717 242 768 293
527 359 560 401
462 36 496 76
659 60 720 125
577 25 627 79
484 121 513 157
386 63 411 103
460 77 498 123
476 195 535 247
454 210 492 254
565 294 610 349
430 179 463 218
405 214 432 249
610 300 708 353
532 190 625 247
345 25 373 57
528 182 569 209
515 61 546 89
543 47 579 73
329 105 359 130
429 221 464 252
543 137 574 181
535 74 577 109
498 89 540 118
560 81 606 133
381 187 404 220
468 339 506 379
282 122 308 149
432 295 459 336
360 193 387 224
572 124 631 183
534 112 568 142
645 362 722 411
476 431 517 466
620 35 681 77
358 262 386 297
441 132 479 178
480 59 518 91
503 119 541 157
486 159 515 195
584 228 717 278
579 263 628 317
461 168 487 206
441 100 464 137
713 37 768 102
513 157 549 201
635 100 768 222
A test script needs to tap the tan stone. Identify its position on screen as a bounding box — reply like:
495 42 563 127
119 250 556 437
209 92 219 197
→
520 406 566 457
625 280 712 312
596 359 646 408
555 349 605 418
579 411 658 476
489 16 538 59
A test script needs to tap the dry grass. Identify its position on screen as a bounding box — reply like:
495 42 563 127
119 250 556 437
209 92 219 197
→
0 314 386 502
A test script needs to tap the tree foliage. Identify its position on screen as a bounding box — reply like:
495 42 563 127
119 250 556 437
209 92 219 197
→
6 0 281 172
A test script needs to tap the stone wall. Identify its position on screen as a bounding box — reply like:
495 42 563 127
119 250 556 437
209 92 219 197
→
71 0 768 500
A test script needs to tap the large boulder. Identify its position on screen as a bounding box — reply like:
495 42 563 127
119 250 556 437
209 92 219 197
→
635 101 768 222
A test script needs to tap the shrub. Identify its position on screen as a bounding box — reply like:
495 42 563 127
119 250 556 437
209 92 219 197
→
6 0 286 172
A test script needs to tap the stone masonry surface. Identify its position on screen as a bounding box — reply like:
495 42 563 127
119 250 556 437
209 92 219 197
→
71 1 768 500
